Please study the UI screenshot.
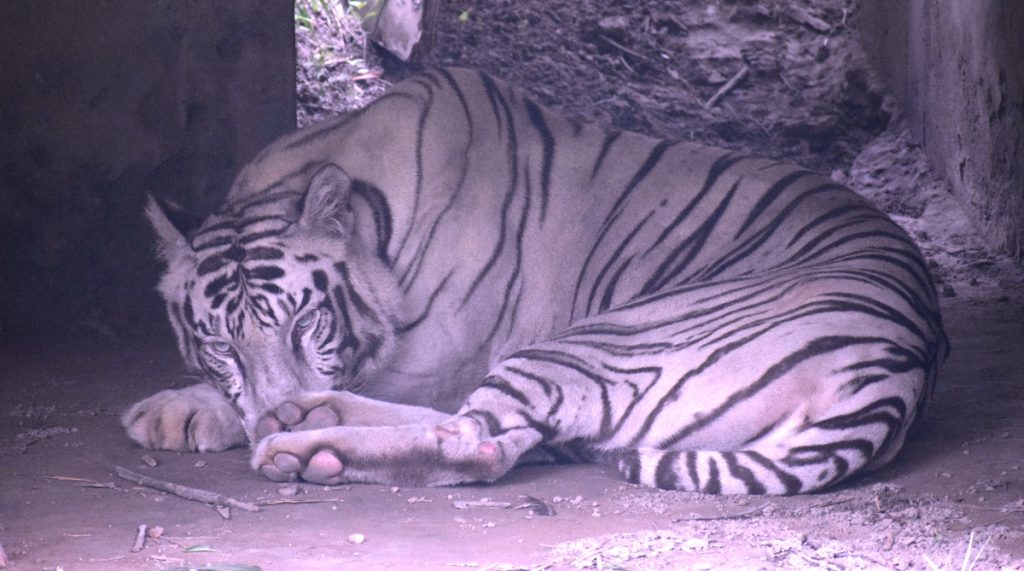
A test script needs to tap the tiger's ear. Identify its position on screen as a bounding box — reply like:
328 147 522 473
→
146 195 200 263
297 164 354 236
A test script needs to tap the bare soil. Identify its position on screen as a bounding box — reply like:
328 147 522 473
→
2 1 1023 569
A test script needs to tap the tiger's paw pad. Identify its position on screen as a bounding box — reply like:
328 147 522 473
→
255 402 342 440
258 447 346 485
259 454 298 482
434 417 503 472
435 416 484 440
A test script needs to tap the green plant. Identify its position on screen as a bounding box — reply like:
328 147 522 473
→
295 0 365 46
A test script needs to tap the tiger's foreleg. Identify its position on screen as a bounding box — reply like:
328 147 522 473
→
253 390 453 440
249 352 627 485
250 412 541 486
250 390 529 486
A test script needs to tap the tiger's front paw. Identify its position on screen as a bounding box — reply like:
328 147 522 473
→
122 384 245 452
254 392 347 441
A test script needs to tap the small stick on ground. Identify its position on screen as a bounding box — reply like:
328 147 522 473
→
257 498 347 507
0 540 8 568
130 524 148 553
703 65 750 109
115 466 260 513
793 496 857 513
672 502 770 522
598 35 649 62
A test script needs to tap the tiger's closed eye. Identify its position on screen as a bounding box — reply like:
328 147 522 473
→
294 309 320 332
206 341 234 354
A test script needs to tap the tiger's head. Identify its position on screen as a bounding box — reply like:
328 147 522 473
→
148 164 400 441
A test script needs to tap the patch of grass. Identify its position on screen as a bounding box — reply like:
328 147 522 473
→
295 0 389 126
922 532 991 571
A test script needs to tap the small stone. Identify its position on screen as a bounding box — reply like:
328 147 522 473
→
194 460 207 468
347 533 366 544
683 538 710 552
707 70 727 85
597 16 630 40
141 454 158 468
277 484 300 497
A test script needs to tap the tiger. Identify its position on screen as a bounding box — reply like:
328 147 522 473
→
123 67 947 495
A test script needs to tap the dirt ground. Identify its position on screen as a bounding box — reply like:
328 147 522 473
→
3 0 1024 569
0 290 1022 570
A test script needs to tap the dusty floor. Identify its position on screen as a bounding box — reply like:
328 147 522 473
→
3 0 1024 570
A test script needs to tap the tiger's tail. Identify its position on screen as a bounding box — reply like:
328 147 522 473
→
614 394 917 495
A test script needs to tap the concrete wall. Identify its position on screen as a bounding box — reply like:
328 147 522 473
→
0 1 295 342
859 0 1024 261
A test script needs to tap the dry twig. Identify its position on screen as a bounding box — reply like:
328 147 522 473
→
785 5 832 33
703 65 750 109
130 524 147 553
115 466 259 513
44 475 120 489
257 498 347 507
672 502 770 522
0 541 8 568
792 496 856 513
598 35 649 62
452 498 512 510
